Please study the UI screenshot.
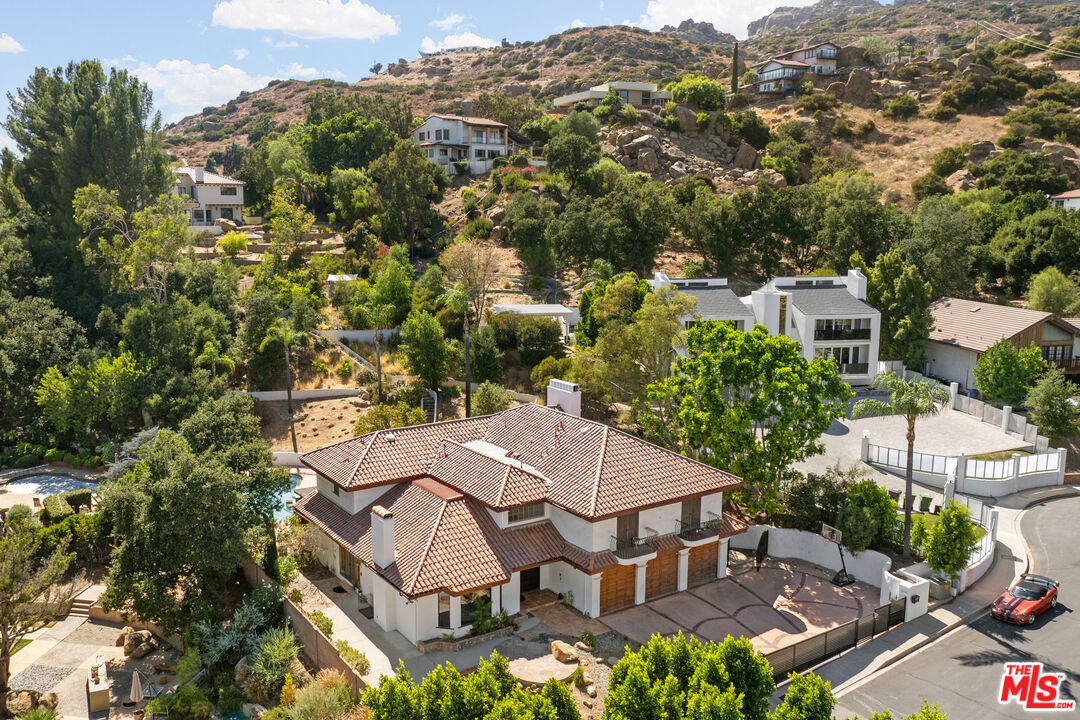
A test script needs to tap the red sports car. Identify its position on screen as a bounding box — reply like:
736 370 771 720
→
991 574 1059 625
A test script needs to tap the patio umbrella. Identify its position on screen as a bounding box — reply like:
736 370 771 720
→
129 670 144 705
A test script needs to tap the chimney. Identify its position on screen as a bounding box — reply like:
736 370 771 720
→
652 270 671 287
371 505 394 568
547 379 581 417
193 167 205 182
845 268 868 300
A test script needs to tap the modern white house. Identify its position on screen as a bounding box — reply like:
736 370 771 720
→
294 383 745 646
413 115 530 176
491 303 581 340
651 269 881 385
171 167 244 235
754 41 839 93
553 81 673 110
924 297 1080 393
1049 188 1080 211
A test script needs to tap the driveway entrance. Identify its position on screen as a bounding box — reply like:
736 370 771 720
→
602 556 879 653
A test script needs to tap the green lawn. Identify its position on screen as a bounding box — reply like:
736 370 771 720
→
12 638 31 655
911 512 986 540
968 449 1031 461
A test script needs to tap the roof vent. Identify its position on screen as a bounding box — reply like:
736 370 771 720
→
385 432 396 443
970 307 979 313
579 426 589 435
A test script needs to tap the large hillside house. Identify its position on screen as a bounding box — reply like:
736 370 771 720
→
754 42 839 94
294 383 745 645
171 167 244 235
651 269 881 385
924 297 1080 392
553 81 673 110
413 115 530 176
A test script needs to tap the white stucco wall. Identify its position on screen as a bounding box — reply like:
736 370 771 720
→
315 475 391 515
540 561 594 615
700 492 725 521
924 342 979 391
731 525 891 587
548 506 616 553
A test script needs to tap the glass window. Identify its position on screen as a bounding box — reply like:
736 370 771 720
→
221 208 234 220
508 502 544 523
460 588 490 626
437 592 452 628
221 186 237 196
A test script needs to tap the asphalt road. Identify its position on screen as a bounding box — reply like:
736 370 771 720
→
835 493 1080 719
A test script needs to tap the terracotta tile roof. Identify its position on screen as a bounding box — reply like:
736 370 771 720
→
1050 188 1080 199
294 479 746 597
928 297 1074 352
301 404 742 519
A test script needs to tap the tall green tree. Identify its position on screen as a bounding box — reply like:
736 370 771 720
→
973 338 1045 406
864 249 934 369
0 521 73 692
772 671 836 720
259 318 307 415
648 323 851 517
401 310 449 392
357 302 394 403
923 501 980 579
1025 366 1079 439
267 185 315 260
194 340 235 377
731 42 740 95
902 196 979 298
5 60 171 318
368 139 449 253
545 110 601 190
1027 266 1080 315
817 172 909 271
852 372 951 559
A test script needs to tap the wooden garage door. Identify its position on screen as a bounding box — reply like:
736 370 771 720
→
687 543 719 587
645 552 678 600
599 564 636 614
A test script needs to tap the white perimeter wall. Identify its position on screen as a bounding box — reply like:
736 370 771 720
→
541 561 594 615
731 525 891 587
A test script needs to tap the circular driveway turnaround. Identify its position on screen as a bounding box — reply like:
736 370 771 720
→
835 492 1080 720
600 558 879 651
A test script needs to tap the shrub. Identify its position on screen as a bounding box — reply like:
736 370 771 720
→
251 628 300 696
527 274 545 291
896 64 920 81
794 93 839 114
835 479 898 552
923 501 980 578
218 687 247 716
287 669 352 720
471 381 512 416
461 189 478 215
571 664 586 687
661 114 681 132
853 119 876 138
287 588 304 605
14 453 41 468
40 494 74 525
695 112 711 132
882 95 919 119
336 360 353 379
280 673 296 708
17 710 58 720
308 610 333 638
462 217 494 239
580 631 596 647
517 315 563 366
335 639 371 674
453 160 469 175
912 172 951 200
682 260 707 278
667 73 725 110
930 143 971 177
217 231 248 257
760 155 797 184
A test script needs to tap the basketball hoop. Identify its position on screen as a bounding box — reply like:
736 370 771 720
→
821 524 855 587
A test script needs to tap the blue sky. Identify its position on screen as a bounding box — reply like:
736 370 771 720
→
0 0 832 149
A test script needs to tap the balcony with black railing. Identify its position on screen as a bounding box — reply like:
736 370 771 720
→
677 517 725 542
814 327 871 341
610 535 655 560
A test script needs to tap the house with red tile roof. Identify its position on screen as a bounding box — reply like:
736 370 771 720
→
412 114 531 176
753 41 839 94
294 380 746 645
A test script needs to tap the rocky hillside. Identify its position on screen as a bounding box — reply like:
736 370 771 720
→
747 0 881 41
660 20 737 47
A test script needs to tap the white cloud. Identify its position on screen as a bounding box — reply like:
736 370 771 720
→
212 0 398 40
277 62 345 79
0 132 17 154
636 0 816 38
430 13 464 31
0 33 26 53
419 32 496 54
556 18 587 31
115 57 274 122
233 47 249 60
263 36 299 48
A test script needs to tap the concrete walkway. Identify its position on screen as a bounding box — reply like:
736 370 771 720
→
770 485 1077 706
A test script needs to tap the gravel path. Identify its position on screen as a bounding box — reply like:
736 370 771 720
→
9 664 78 692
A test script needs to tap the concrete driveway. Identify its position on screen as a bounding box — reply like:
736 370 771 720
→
601 556 880 652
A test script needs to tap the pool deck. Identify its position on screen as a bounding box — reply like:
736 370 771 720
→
0 465 102 511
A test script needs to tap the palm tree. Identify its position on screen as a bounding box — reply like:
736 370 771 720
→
259 319 306 415
852 371 952 559
194 340 236 377
274 159 318 205
440 286 473 416
357 302 394 404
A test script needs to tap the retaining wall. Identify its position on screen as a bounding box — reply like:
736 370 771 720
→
245 388 359 402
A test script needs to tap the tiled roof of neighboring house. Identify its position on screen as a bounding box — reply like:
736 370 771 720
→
429 114 507 128
928 297 1064 352
755 58 811 69
173 167 245 185
673 286 755 320
492 303 575 316
301 403 742 519
780 286 876 316
773 41 837 58
1050 188 1080 199
294 481 747 597
1065 318 1080 334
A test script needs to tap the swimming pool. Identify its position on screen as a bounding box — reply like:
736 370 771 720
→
1 474 98 496
274 473 302 522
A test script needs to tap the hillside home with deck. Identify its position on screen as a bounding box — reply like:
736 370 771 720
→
651 269 880 385
171 167 244 235
924 297 1080 393
413 115 530 175
553 82 673 110
754 41 839 94
294 382 745 645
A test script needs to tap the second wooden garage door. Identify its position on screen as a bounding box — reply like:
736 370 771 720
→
645 552 678 600
599 564 636 614
687 543 719 587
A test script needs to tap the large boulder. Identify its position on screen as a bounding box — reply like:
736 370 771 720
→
1 691 39 716
763 169 788 189
1043 143 1078 159
931 58 957 73
117 626 134 647
946 169 978 192
487 206 506 224
668 162 689 179
843 69 877 106
963 64 993 80
39 693 58 710
675 105 701 135
637 148 660 173
639 109 662 127
490 225 509 242
550 640 580 664
130 639 156 659
734 141 758 170
955 53 976 72
825 81 846 99
965 140 998 165
624 134 661 155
